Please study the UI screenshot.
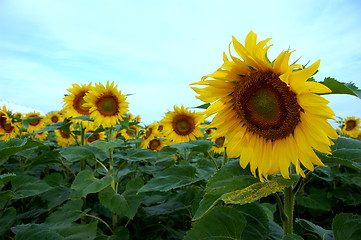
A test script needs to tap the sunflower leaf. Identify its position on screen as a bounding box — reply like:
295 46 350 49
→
220 176 296 205
184 206 246 240
332 213 361 240
320 77 361 99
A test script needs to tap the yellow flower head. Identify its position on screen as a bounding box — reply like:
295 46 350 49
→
55 128 76 147
24 112 46 133
191 31 338 180
46 111 64 124
84 122 106 144
161 105 204 144
209 131 227 154
140 122 160 148
146 138 166 152
83 81 129 128
0 106 20 140
341 116 360 138
120 125 139 140
63 83 93 119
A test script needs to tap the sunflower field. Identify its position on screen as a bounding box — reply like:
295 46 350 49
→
1 32 361 240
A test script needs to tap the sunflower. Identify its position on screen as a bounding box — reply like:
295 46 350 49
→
24 112 46 133
191 31 338 180
341 116 360 138
46 111 64 124
63 83 93 119
0 106 20 140
140 122 160 148
83 81 129 128
146 138 166 151
55 128 76 147
209 132 227 154
120 125 139 140
161 105 204 144
33 131 48 141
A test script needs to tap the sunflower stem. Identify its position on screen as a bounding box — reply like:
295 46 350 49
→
222 147 228 166
80 122 86 170
283 186 295 235
107 126 118 228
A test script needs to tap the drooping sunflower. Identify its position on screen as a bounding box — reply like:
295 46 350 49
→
161 105 204 144
0 106 20 141
341 116 360 138
63 83 93 119
83 81 129 128
191 31 338 180
24 112 46 133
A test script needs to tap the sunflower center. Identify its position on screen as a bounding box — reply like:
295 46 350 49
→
51 116 59 123
87 131 100 143
97 95 119 116
148 139 161 150
233 71 301 140
345 120 356 131
172 115 195 136
60 130 71 139
215 136 225 147
28 115 41 126
74 92 90 115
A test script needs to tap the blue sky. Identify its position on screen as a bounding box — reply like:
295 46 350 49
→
1 0 361 125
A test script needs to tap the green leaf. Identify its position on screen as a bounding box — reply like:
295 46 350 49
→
317 137 361 170
60 145 108 162
234 203 270 240
296 191 331 211
138 165 200 192
184 206 246 240
71 170 113 197
0 207 16 235
45 199 86 224
193 160 258 220
333 213 361 240
99 177 144 219
296 218 333 240
89 138 124 151
0 138 43 165
26 150 62 168
0 190 14 209
52 222 98 240
11 175 53 199
11 224 64 240
193 103 211 109
0 173 16 185
320 77 361 99
221 176 296 205
282 233 304 240
40 186 71 209
32 121 71 134
166 140 214 153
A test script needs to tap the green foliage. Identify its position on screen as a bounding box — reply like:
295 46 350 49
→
0 118 361 239
320 77 361 99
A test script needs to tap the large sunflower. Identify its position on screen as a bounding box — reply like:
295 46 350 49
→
63 83 92 118
83 81 129 128
161 105 204 144
341 116 360 138
191 31 338 180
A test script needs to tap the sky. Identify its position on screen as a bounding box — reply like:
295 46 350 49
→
1 0 361 126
